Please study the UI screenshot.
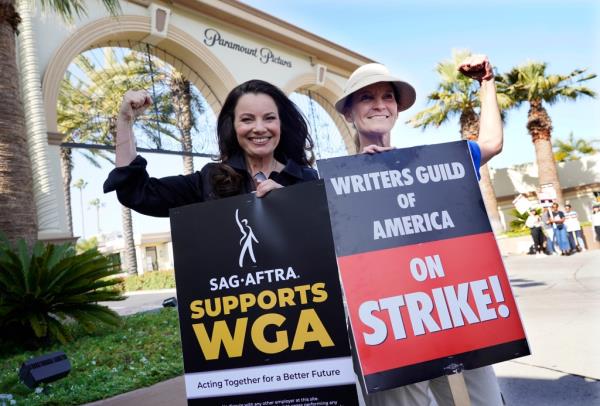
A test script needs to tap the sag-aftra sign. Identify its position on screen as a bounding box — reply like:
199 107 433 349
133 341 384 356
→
170 181 358 405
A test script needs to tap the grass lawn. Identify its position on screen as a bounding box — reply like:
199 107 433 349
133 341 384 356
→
0 308 183 405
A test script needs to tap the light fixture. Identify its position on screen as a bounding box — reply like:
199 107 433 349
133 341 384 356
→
19 351 71 389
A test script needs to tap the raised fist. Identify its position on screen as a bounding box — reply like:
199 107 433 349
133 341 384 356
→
119 90 152 120
458 54 494 83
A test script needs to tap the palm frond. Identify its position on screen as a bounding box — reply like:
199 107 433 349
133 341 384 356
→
0 240 124 347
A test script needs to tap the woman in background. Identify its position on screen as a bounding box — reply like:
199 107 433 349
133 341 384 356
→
525 208 545 255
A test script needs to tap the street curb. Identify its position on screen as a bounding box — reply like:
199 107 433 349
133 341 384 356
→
124 288 177 296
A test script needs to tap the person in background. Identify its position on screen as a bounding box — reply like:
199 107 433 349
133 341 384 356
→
549 203 571 255
564 204 585 252
541 206 557 255
335 54 503 406
104 80 317 214
525 208 545 256
592 204 600 242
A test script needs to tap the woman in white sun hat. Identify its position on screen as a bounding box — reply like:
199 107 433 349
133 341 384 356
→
336 55 504 406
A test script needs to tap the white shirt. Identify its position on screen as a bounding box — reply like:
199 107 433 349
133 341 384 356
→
564 210 581 232
526 214 542 228
593 211 600 227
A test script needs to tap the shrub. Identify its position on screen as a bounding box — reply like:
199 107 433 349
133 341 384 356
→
0 237 125 349
508 207 542 233
76 236 98 253
123 270 176 291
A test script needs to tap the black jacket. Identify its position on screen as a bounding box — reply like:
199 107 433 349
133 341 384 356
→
103 153 318 217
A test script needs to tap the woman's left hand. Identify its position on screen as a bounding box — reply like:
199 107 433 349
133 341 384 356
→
255 179 283 197
458 54 494 83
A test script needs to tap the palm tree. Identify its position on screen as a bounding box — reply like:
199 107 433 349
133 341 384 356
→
498 62 596 204
88 198 105 235
0 0 120 245
169 71 211 174
408 50 512 234
171 72 195 174
59 47 213 272
58 70 113 236
59 50 160 275
72 178 88 238
553 131 598 162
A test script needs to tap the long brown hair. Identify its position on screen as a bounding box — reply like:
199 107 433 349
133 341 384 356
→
211 80 315 197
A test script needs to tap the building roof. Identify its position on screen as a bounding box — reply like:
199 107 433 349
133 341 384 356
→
492 154 600 199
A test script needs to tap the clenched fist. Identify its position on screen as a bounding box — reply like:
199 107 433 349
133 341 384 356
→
119 90 153 121
458 54 494 83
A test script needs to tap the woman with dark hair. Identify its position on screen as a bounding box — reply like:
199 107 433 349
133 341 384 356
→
335 55 504 406
104 80 317 216
525 208 545 255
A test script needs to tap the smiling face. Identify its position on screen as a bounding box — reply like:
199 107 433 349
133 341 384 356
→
344 82 399 142
234 92 281 160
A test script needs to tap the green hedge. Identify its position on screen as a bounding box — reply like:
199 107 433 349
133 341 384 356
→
123 270 176 291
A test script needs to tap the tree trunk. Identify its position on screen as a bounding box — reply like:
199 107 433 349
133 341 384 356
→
460 109 504 233
0 1 37 245
479 164 503 233
172 74 194 174
528 100 563 205
459 109 479 140
534 138 564 205
60 147 73 235
120 205 137 275
182 130 194 175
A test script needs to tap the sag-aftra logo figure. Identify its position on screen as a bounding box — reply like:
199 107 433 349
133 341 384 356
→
236 209 258 268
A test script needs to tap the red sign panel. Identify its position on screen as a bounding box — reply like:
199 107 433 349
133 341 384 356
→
340 233 525 375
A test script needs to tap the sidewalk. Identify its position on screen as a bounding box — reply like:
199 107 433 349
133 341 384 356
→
85 377 186 406
87 251 600 405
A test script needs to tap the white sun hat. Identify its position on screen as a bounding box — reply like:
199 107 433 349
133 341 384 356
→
334 63 416 114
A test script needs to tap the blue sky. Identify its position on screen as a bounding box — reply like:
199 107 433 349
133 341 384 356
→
72 0 600 238
241 0 600 169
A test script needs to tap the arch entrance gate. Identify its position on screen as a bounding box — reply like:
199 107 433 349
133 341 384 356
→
18 0 371 241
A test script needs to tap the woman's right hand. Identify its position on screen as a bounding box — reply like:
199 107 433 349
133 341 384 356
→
116 90 150 167
255 179 283 198
119 90 152 121
361 144 394 154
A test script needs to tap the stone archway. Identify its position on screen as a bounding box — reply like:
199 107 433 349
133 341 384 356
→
283 73 356 155
22 2 371 242
38 15 238 240
42 15 237 133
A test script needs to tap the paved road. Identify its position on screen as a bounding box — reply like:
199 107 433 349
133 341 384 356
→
105 288 177 316
494 250 600 405
99 251 600 405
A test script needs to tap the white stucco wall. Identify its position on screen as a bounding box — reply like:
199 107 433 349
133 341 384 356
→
492 154 600 225
491 154 600 198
